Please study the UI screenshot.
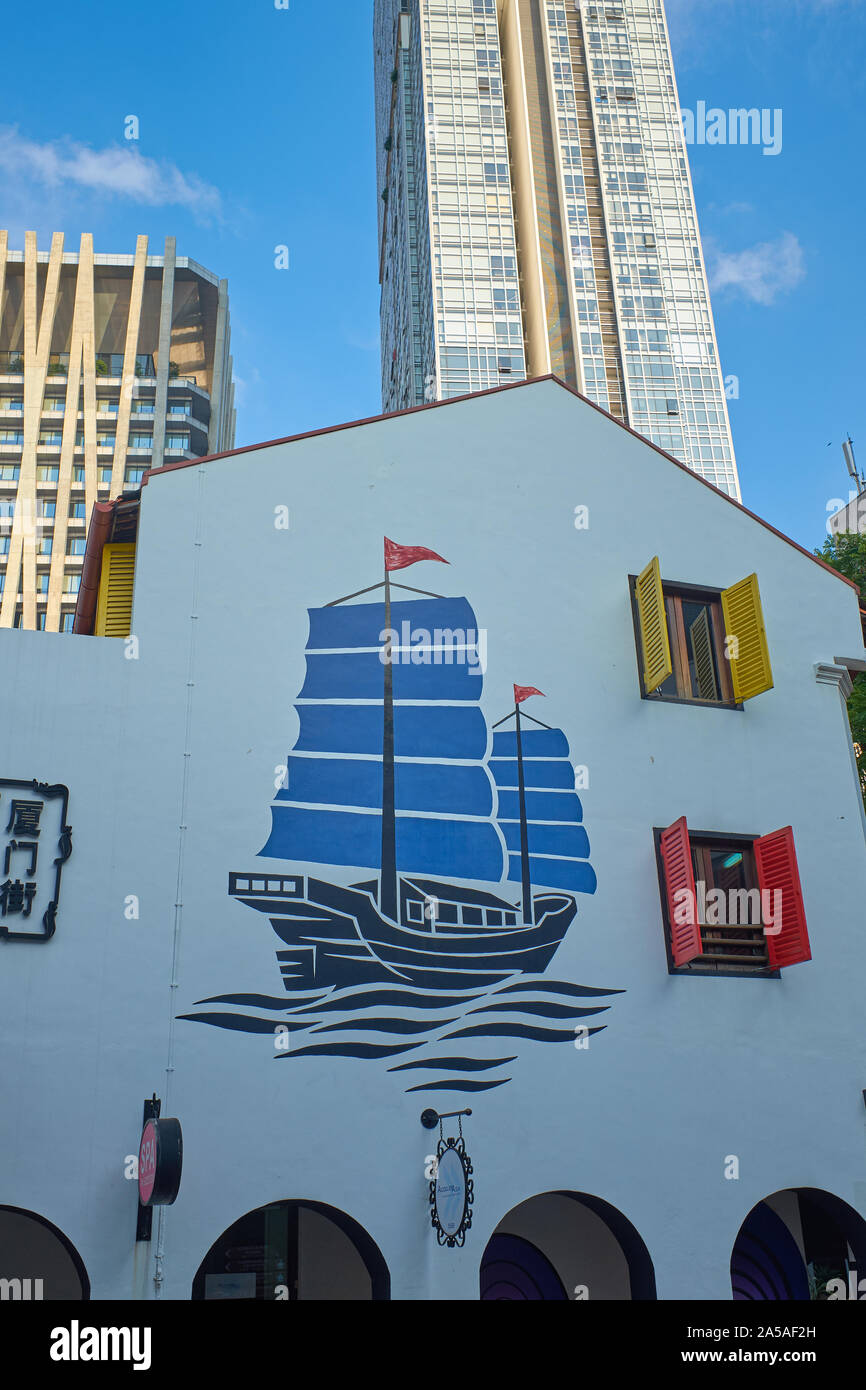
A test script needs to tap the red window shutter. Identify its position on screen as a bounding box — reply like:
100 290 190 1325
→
660 816 702 966
754 826 811 969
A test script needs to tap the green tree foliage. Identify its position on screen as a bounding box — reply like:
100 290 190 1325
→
816 531 866 804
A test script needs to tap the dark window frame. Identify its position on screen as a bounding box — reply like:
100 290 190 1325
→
629 574 743 711
653 826 780 979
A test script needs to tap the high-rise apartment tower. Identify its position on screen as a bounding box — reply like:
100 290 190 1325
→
0 231 235 632
374 0 739 498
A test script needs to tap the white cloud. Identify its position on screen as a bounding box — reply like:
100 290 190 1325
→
0 126 221 219
708 231 805 305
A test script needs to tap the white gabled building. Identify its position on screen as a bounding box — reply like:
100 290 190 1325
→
1 377 864 1302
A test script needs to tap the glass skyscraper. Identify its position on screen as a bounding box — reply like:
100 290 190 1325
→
374 0 740 499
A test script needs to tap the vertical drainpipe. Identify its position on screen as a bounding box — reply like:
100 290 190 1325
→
154 463 206 1297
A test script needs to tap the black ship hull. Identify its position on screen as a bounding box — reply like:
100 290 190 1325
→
229 872 577 991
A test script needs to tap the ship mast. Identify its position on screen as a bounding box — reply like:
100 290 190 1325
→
514 701 533 927
327 539 449 924
380 562 398 922
493 686 548 928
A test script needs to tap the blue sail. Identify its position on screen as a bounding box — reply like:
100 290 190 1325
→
260 596 506 882
489 727 597 896
306 596 480 652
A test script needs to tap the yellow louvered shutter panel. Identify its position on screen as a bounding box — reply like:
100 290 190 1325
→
95 543 136 638
635 556 672 693
720 573 773 702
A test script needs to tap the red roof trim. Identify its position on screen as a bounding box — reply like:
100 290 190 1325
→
142 375 860 596
72 501 117 635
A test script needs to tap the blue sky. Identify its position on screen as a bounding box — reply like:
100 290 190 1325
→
1 0 863 551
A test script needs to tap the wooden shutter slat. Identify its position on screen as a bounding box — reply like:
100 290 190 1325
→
635 556 672 694
660 816 703 966
754 826 811 969
95 543 136 638
720 573 773 702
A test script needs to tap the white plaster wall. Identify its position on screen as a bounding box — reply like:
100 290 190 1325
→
1 380 865 1301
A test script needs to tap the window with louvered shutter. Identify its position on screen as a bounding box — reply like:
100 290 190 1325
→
94 543 136 638
754 826 811 969
659 816 702 967
720 573 773 702
656 824 809 976
631 572 737 707
634 556 672 694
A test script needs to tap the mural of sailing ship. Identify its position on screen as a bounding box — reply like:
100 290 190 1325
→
181 540 623 1092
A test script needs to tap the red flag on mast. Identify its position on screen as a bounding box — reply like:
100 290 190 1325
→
514 685 544 705
384 537 449 571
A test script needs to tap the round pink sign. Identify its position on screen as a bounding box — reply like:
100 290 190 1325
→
138 1119 158 1205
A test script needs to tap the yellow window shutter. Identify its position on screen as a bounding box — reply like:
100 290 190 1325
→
720 573 773 701
635 556 672 693
94 543 136 638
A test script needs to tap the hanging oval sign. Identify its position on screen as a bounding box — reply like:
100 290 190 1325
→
430 1137 474 1247
138 1117 183 1207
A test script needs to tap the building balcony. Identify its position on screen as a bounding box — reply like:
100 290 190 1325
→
168 377 210 400
95 353 155 378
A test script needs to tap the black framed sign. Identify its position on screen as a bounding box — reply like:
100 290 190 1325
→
430 1136 474 1247
0 780 72 943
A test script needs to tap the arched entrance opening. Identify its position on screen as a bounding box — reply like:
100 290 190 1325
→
732 1188 866 1300
192 1200 390 1301
0 1206 90 1300
480 1191 656 1300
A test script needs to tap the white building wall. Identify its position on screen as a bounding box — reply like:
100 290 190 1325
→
0 380 864 1299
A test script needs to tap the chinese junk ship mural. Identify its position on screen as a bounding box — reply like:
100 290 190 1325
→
182 540 622 1092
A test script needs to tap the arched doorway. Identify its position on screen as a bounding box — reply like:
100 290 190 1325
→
732 1188 866 1300
480 1191 656 1300
192 1200 390 1300
0 1206 90 1300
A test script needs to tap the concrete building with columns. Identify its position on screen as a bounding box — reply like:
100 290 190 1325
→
0 232 235 633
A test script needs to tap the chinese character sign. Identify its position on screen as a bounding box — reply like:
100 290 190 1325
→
0 781 72 942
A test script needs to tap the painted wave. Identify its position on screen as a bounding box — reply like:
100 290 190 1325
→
178 975 623 1093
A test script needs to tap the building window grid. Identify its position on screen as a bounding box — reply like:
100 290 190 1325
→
423 0 526 397
562 0 736 489
378 2 735 491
